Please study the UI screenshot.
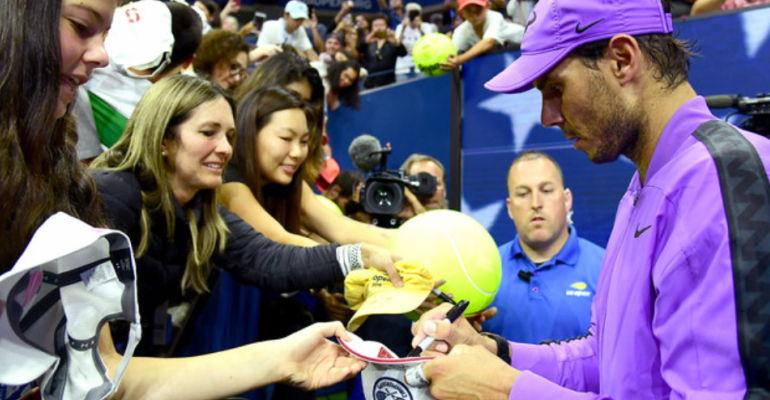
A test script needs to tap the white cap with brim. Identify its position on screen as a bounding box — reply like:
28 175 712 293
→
105 1 175 79
0 213 141 400
285 0 309 19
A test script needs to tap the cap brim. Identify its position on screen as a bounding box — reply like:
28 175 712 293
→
484 46 573 94
347 289 431 332
288 11 308 19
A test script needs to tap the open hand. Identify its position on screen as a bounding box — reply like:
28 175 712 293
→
280 322 367 390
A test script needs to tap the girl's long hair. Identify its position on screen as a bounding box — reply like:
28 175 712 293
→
0 0 105 271
327 59 362 109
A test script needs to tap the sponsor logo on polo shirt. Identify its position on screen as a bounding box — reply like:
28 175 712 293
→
566 282 591 297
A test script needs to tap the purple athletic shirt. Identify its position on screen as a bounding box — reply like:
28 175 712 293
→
505 96 770 399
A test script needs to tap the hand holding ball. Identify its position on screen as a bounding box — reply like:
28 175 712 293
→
412 33 457 77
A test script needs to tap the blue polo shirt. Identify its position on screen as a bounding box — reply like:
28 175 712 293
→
484 226 604 344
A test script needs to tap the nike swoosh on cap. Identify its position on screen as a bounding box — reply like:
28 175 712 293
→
524 10 537 34
575 18 605 34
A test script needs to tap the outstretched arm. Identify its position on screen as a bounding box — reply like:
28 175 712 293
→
300 182 390 248
221 181 319 247
219 181 403 287
440 38 496 70
102 322 365 400
689 0 726 15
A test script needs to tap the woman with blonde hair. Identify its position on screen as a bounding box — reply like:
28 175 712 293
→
90 74 401 355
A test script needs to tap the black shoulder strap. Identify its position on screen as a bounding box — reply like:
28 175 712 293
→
693 120 770 398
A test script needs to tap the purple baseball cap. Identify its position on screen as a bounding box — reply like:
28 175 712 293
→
485 0 673 94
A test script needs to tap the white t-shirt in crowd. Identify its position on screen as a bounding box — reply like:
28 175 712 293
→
257 18 312 52
394 22 438 74
452 10 524 53
506 0 536 26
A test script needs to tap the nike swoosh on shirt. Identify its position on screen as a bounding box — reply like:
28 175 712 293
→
575 18 605 34
634 224 652 238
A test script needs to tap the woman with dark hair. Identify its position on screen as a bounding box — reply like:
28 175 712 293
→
236 52 327 182
326 59 362 110
221 84 393 400
0 0 373 396
222 85 389 248
193 29 250 90
225 86 311 236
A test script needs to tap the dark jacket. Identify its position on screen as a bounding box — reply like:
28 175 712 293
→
357 40 407 88
92 170 343 348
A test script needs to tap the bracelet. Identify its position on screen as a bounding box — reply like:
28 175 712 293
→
480 332 512 365
335 243 364 276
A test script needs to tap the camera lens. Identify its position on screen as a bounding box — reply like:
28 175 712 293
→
362 179 405 215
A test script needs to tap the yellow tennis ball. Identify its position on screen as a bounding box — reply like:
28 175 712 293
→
412 33 457 77
316 195 343 215
388 210 501 317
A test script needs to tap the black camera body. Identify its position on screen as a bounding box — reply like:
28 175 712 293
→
357 144 437 227
706 93 770 136
408 9 420 21
361 170 436 215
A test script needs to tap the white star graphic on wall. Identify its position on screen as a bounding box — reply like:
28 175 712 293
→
477 54 545 153
741 8 770 59
461 196 506 231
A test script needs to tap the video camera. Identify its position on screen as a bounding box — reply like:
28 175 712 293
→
348 135 437 227
706 93 770 136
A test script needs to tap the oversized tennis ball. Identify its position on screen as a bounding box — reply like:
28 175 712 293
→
316 195 343 215
388 210 501 317
412 33 457 77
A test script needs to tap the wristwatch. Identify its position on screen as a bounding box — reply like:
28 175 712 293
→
480 332 512 364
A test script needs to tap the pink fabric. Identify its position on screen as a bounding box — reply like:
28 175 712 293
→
722 0 770 10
